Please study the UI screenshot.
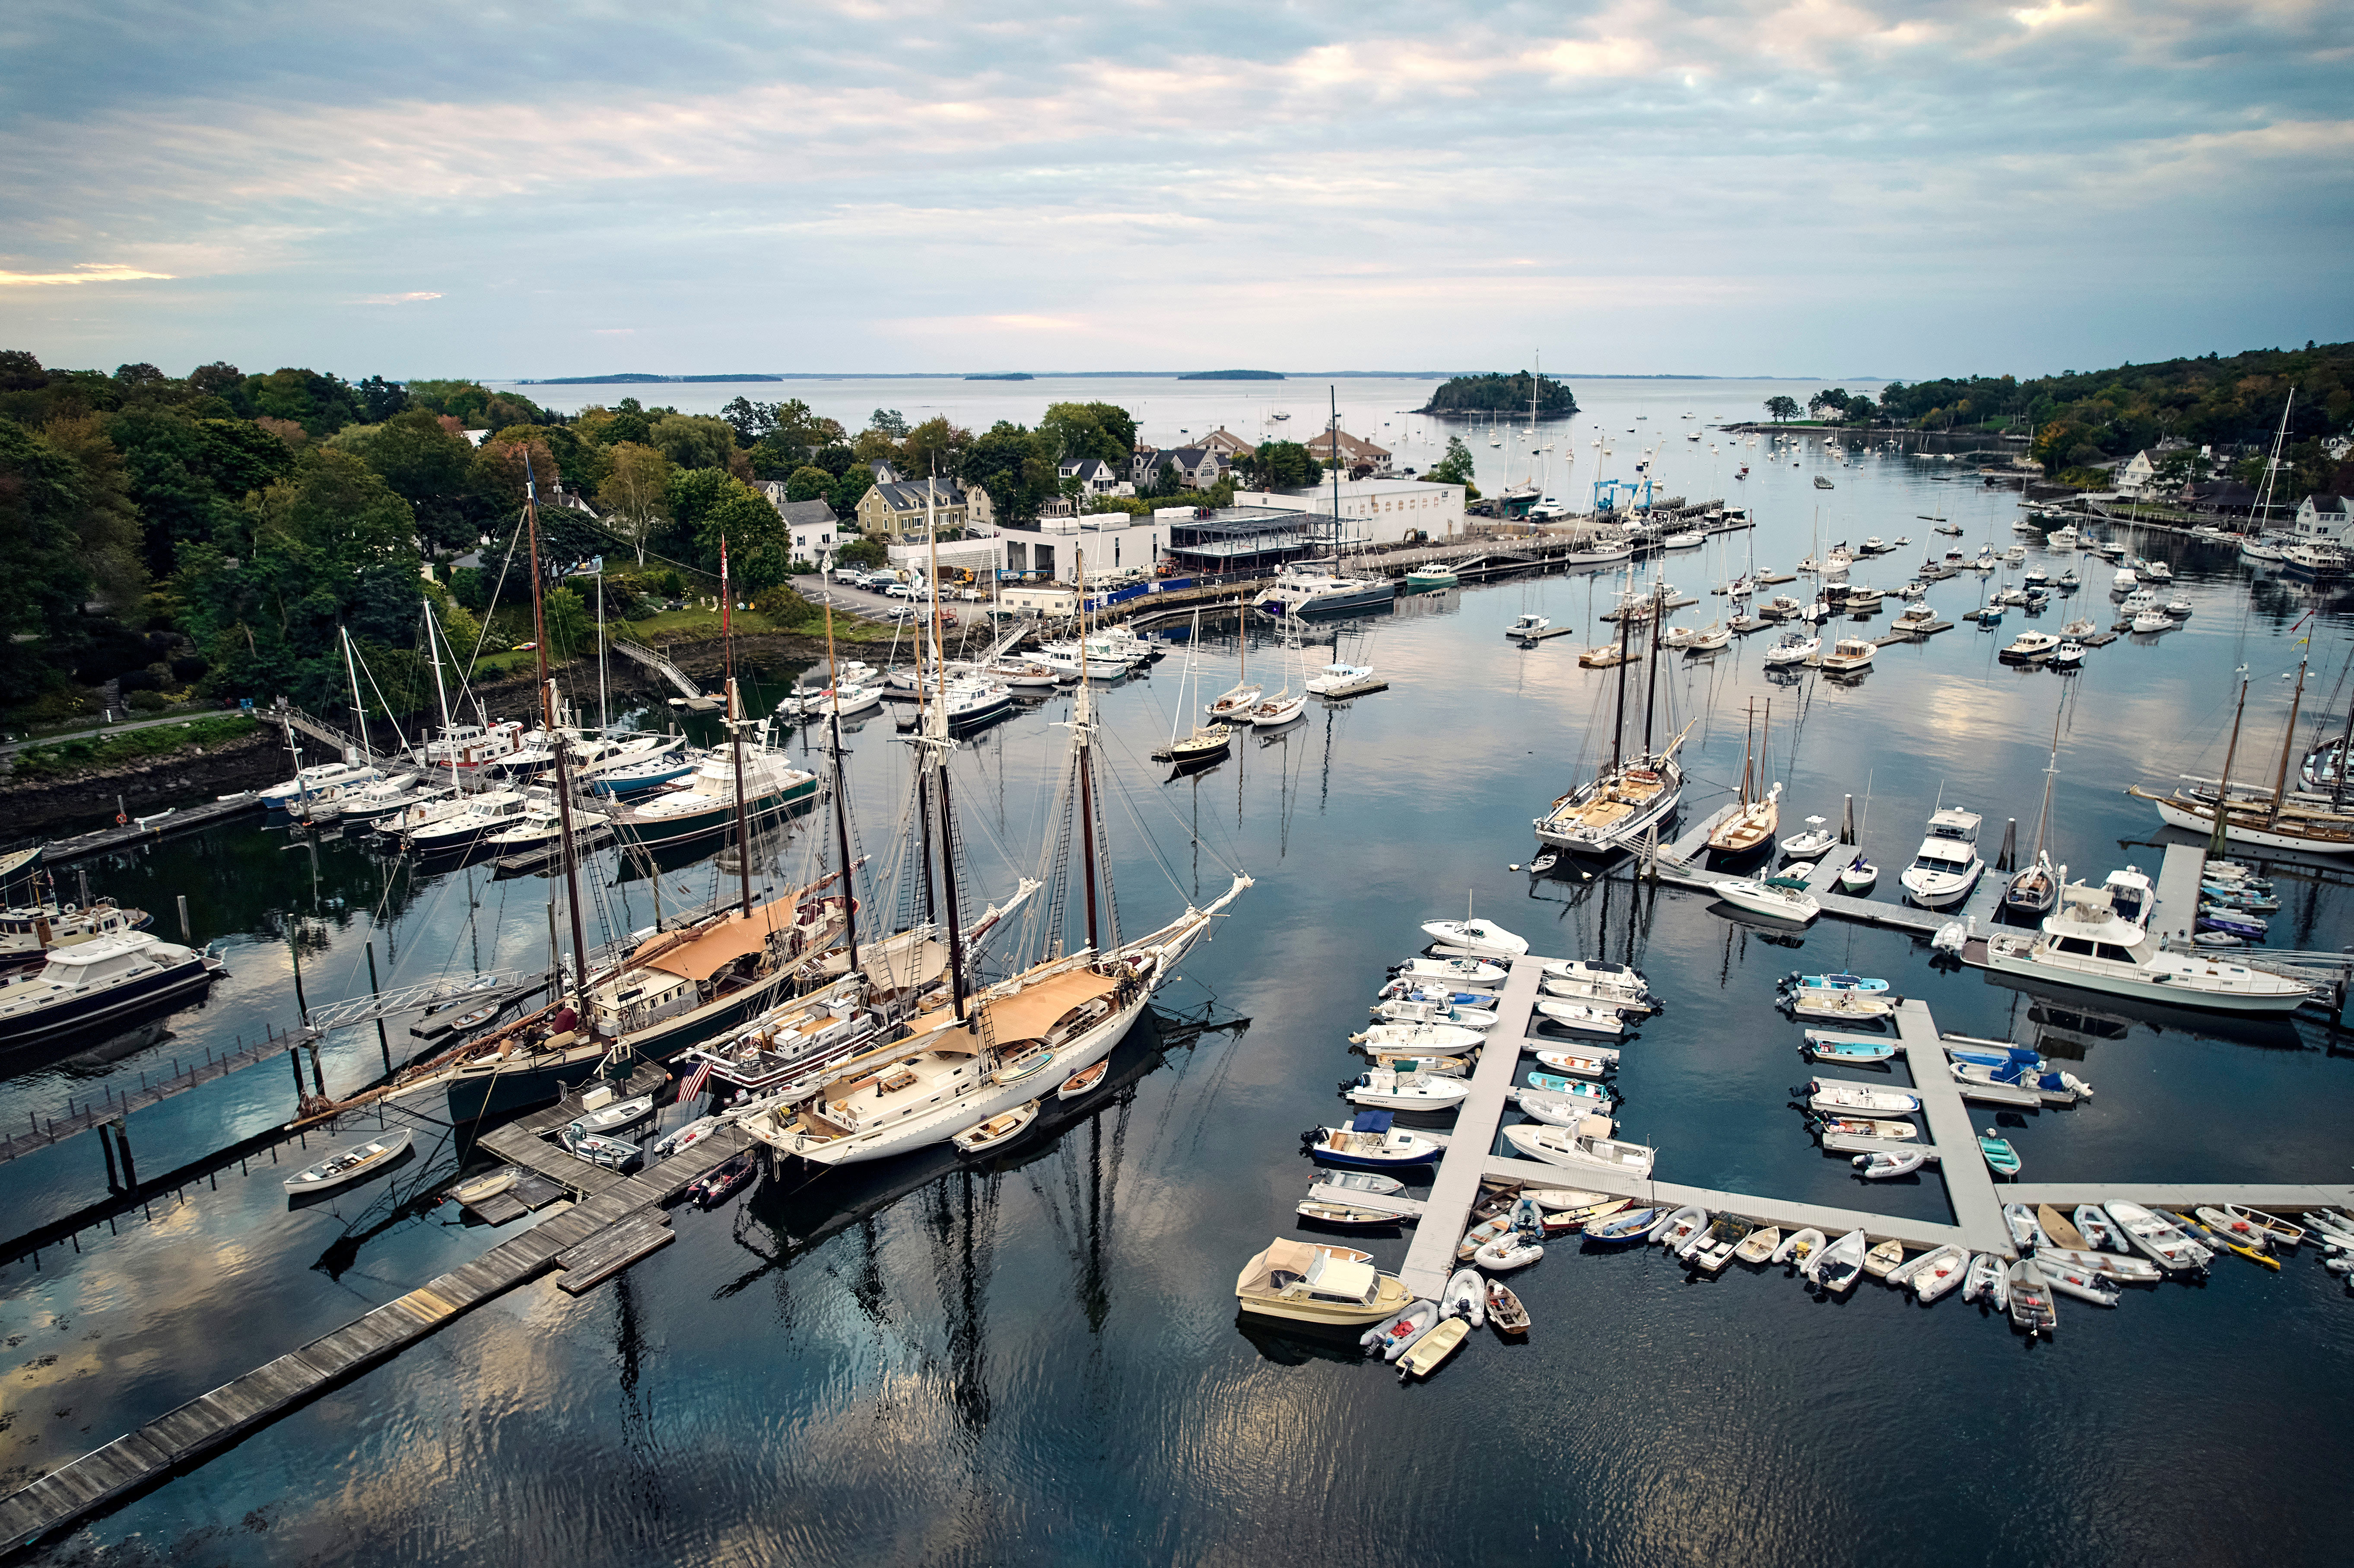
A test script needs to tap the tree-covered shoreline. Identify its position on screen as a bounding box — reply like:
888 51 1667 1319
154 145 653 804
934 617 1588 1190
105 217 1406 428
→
1417 371 1577 419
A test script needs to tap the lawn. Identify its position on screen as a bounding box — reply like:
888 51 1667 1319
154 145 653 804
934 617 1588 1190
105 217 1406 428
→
9 715 264 780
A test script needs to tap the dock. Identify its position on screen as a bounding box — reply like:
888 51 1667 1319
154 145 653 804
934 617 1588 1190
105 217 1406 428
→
0 1082 751 1550
1510 624 1578 643
0 1023 315 1165
30 794 266 869
1396 957 1544 1296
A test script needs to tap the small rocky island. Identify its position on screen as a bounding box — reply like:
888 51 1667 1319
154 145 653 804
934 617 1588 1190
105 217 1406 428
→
1419 370 1577 419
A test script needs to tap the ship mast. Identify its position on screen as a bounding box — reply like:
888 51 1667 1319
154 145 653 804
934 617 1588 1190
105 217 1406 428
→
520 474 592 1010
821 596 858 972
721 540 753 916
923 509 970 1022
1074 547 1101 952
420 599 460 800
2266 655 2307 831
2210 674 2247 854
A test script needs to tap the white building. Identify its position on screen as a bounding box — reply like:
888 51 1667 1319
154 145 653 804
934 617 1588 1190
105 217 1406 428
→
2291 492 2353 544
1232 478 1466 548
991 510 1173 582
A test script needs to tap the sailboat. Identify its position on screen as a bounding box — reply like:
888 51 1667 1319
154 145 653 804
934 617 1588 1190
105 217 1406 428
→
2003 696 2069 915
1706 698 1781 854
1153 607 1234 765
2129 660 2354 854
1205 602 1263 720
1535 581 1693 857
1247 616 1309 727
753 547 1253 1167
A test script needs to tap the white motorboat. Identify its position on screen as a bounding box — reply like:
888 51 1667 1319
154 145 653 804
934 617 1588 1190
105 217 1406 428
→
1711 878 1819 924
2036 1245 2160 1283
1235 1238 1414 1328
1540 957 1648 992
1534 999 1623 1036
1250 566 1395 619
1807 1080 1922 1115
1348 1069 1472 1111
1395 955 1507 985
1503 1121 1655 1178
1818 638 1875 674
1897 806 1984 909
1353 1022 1487 1054
1533 1049 1613 1079
1763 632 1819 667
1305 662 1380 697
1507 613 1552 640
1372 997 1496 1030
2051 640 2085 667
1909 1246 1970 1301
1779 817 1835 859
2001 631 2061 663
1420 913 1528 958
2103 1200 2213 1272
1516 1084 1614 1126
0 932 224 1046
1808 1228 1868 1293
1982 881 2313 1013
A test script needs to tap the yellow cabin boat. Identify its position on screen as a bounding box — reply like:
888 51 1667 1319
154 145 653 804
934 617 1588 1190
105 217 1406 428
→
1234 1238 1412 1326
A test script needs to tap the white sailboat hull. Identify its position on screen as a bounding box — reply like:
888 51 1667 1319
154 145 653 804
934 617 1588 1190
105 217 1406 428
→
2148 796 2354 856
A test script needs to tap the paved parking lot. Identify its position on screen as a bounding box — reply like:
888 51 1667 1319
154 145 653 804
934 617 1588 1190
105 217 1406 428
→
807 576 992 629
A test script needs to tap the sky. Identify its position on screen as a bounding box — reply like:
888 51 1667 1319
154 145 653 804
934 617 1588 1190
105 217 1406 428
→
2 0 2349 383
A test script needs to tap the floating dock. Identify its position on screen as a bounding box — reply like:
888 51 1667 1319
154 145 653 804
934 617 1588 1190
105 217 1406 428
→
0 1083 750 1550
31 794 267 869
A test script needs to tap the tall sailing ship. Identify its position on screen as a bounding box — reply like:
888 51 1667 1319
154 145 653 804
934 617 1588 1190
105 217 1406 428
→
2128 657 2354 856
1534 581 1692 856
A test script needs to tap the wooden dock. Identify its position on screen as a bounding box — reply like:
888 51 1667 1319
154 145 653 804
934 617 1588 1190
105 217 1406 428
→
1510 624 1578 643
1650 806 1959 939
32 794 266 869
0 1023 315 1166
0 1086 747 1551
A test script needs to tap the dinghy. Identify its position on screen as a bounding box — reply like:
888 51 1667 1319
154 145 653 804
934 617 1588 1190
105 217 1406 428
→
1806 1035 1897 1063
1364 1052 1471 1076
2004 1204 2044 1251
1475 1232 1545 1270
1588 1206 1661 1242
2006 1258 2057 1336
2037 1205 2087 1250
1853 1149 1926 1180
2194 1206 2275 1252
1323 1170 1408 1197
1534 1049 1614 1078
2035 1246 2160 1283
1397 1315 1470 1380
448 1165 520 1207
2074 1205 2123 1252
1837 854 1878 892
2103 1201 2212 1272
953 1100 1040 1155
1057 1060 1110 1100
285 1127 414 1196
1862 1238 1906 1279
1735 1226 1782 1265
1458 1215 1514 1261
1812 1115 1919 1142
559 1124 642 1169
1775 1228 1826 1267
1298 1200 1400 1228
687 1152 757 1209
1515 1185 1614 1212
1442 1268 1488 1327
1906 1246 1969 1301
2043 1261 2121 1308
1961 1253 2006 1306
1978 1133 2022 1177
1810 1228 1869 1293
2176 1209 2277 1269
1362 1299 1439 1358
1651 1205 1709 1250
1517 1084 1615 1126
1534 999 1626 1036
1692 1216 1757 1272
2223 1204 2304 1250
572 1093 656 1134
1485 1281 1531 1335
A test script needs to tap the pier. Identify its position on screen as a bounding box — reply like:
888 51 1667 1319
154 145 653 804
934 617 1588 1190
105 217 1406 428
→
31 794 266 870
0 1082 750 1551
1385 969 2354 1302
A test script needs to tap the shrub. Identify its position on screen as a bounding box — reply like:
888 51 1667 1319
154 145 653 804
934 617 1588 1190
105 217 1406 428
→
125 689 172 712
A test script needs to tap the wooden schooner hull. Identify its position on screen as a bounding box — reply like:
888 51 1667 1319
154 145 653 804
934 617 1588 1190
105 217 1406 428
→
2134 788 2354 857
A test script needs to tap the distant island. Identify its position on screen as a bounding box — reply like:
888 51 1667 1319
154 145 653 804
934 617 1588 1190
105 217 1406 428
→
1419 370 1577 419
518 372 785 385
966 372 1034 381
1177 369 1284 381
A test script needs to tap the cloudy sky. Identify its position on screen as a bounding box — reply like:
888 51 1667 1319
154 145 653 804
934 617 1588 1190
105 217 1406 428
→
3 0 2348 381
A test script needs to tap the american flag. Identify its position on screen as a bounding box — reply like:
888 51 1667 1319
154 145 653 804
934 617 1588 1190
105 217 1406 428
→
678 1058 714 1100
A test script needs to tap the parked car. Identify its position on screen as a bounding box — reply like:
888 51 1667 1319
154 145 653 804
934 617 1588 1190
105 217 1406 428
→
883 581 921 600
832 570 868 590
955 586 985 602
881 605 920 623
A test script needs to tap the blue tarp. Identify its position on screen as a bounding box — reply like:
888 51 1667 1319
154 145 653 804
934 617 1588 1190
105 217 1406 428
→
1350 1110 1396 1133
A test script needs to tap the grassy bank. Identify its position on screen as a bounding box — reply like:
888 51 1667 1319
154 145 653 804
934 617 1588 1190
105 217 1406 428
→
9 715 264 781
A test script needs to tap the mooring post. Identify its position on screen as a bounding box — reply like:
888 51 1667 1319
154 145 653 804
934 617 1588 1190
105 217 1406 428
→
178 894 191 943
365 941 392 1073
1840 794 1855 845
308 1041 326 1097
99 1121 120 1190
114 1120 136 1187
289 1047 305 1095
1997 817 2017 873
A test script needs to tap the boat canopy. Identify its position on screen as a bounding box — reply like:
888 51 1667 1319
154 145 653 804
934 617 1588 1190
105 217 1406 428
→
1239 1238 1323 1291
1350 1110 1396 1133
630 896 798 981
905 967 1121 1049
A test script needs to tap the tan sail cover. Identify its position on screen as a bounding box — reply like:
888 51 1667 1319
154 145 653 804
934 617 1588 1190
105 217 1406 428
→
630 895 797 981
906 968 1121 1047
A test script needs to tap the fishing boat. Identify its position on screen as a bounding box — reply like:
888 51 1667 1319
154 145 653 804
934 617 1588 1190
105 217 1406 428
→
1981 880 2312 1013
1809 1228 1868 1293
1420 905 1529 958
1502 1121 1655 1178
1507 613 1552 640
1711 878 1819 924
1235 1237 1414 1327
1806 1081 1921 1116
1353 1022 1485 1055
1533 1050 1613 1079
1348 1069 1472 1111
1516 1085 1614 1126
1898 805 1985 909
283 1127 413 1197
1303 1112 1443 1170
1807 1035 1896 1063
1304 662 1381 698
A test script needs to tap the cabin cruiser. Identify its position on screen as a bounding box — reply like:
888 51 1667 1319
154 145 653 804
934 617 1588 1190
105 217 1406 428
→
259 756 383 812
412 721 529 770
0 898 152 968
0 932 224 1047
1251 565 1393 618
605 730 821 850
1898 806 1985 909
404 789 531 855
1983 882 2311 1013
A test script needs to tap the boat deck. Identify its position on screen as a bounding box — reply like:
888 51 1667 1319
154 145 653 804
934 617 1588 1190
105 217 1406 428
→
0 1085 748 1549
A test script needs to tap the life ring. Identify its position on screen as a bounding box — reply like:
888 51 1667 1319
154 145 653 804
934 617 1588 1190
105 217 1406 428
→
116 812 129 826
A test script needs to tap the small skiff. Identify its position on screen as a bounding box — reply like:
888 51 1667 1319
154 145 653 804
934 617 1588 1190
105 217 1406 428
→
449 1164 520 1207
286 1127 414 1196
2036 1246 2160 1283
573 1094 656 1134
1398 1315 1470 1380
1517 1084 1615 1126
953 1100 1040 1155
1323 1171 1408 1197
2043 1261 2120 1308
559 1125 641 1169
1735 1226 1782 1265
1862 1238 1906 1279
1807 1081 1922 1115
2193 1206 2274 1252
1534 999 1625 1036
1978 1133 2022 1178
1485 1281 1531 1335
1349 1070 1473 1111
688 1152 757 1209
1534 1198 1627 1235
2103 1201 2212 1272
1589 1207 1661 1243
1458 1215 1514 1261
2223 1204 2303 1250
1516 1185 1614 1211
1298 1200 1401 1228
1057 1060 1110 1100
1853 1149 1926 1180
1810 1228 1869 1293
2006 1258 2057 1336
1534 1050 1613 1079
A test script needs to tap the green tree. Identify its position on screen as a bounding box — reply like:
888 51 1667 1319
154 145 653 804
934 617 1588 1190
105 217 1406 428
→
785 465 834 502
737 543 790 594
1040 402 1134 463
900 416 971 479
963 420 1057 524
542 585 592 660
1423 436 1477 488
664 468 781 570
648 413 741 473
0 416 143 695
332 408 475 551
869 408 909 438
835 536 889 570
599 442 673 564
828 466 876 519
1763 395 1801 423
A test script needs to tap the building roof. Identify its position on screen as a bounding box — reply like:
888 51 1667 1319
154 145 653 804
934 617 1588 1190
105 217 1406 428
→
778 498 835 527
1302 427 1392 461
2303 492 2349 512
870 479 966 512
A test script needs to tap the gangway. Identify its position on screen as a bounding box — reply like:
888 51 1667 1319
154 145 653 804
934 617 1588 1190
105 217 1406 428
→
608 635 714 707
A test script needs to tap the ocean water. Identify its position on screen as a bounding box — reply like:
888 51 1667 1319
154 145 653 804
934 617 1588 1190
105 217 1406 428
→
4 383 2353 1565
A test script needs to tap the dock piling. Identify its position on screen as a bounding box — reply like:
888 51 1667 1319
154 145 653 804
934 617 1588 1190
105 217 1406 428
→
177 895 190 943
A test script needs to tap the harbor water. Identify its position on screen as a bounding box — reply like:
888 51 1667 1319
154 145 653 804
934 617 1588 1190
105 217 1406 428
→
3 381 2352 1565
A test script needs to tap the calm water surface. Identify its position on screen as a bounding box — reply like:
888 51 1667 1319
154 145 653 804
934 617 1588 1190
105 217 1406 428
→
5 383 2353 1566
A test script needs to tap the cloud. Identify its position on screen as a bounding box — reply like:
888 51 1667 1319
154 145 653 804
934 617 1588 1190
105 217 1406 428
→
0 263 174 286
354 290 442 305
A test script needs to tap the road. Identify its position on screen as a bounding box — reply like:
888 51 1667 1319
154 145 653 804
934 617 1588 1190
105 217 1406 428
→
0 710 244 761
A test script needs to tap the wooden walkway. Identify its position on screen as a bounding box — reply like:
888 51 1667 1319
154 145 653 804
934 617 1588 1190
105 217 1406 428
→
0 1024 316 1166
30 794 265 869
1396 955 1543 1297
1892 1000 2009 1253
0 1089 745 1551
